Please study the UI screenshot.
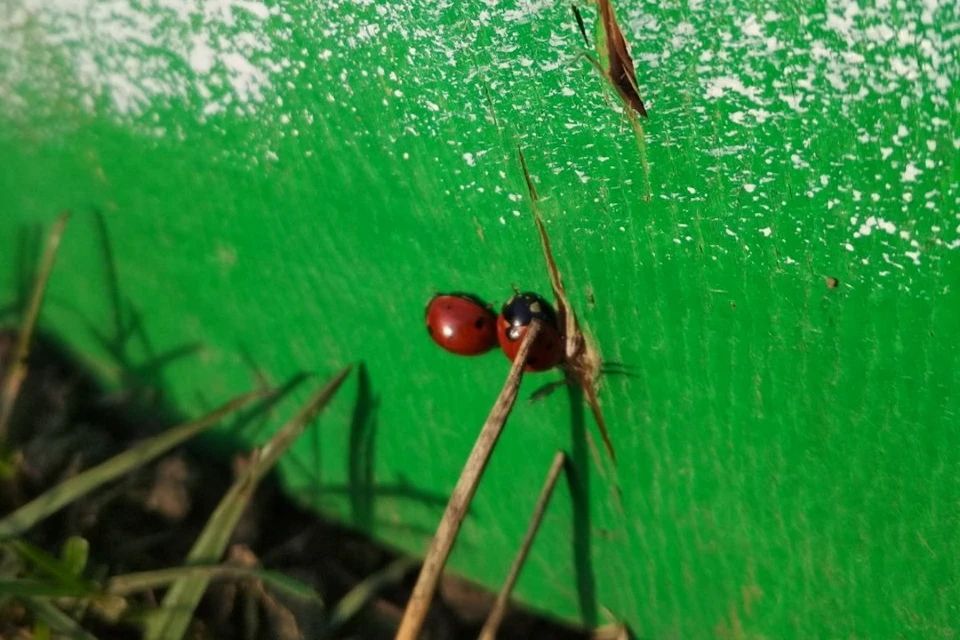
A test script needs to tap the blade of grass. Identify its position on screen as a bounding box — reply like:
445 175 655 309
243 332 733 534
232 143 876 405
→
395 323 541 640
106 564 321 603
33 621 53 640
593 622 631 639
0 211 71 442
0 388 268 539
6 540 95 592
0 579 93 598
144 365 352 640
479 450 567 640
60 537 90 578
21 595 99 640
326 557 418 636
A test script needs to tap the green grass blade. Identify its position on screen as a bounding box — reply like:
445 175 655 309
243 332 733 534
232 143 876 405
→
326 557 417 635
0 389 268 539
0 211 71 442
144 365 351 640
7 540 93 592
593 622 631 640
61 537 90 577
33 621 52 640
0 578 92 598
21 595 99 640
250 365 352 481
107 564 321 603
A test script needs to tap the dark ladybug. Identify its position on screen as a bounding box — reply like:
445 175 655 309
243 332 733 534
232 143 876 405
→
425 293 499 356
496 292 564 372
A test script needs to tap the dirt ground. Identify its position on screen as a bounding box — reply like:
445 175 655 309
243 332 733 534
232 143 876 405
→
0 329 594 639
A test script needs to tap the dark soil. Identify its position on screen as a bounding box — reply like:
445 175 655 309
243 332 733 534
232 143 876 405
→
0 329 593 640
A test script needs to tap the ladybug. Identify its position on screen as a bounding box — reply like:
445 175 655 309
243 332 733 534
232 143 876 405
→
496 292 564 372
425 293 499 356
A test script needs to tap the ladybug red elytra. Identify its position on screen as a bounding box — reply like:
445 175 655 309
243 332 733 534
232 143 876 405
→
425 293 499 356
496 292 564 372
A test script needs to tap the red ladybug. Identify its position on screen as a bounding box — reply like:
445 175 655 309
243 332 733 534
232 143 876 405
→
425 293 499 356
496 292 564 372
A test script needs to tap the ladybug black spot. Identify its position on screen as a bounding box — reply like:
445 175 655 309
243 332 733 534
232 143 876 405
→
528 357 538 365
475 317 486 329
501 292 559 330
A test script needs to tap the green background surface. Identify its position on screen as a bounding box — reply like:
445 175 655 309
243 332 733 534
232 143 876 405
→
2 0 959 636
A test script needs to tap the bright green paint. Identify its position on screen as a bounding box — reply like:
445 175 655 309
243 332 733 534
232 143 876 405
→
2 0 958 637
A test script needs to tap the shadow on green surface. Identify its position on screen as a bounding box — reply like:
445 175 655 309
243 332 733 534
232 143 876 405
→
86 209 204 407
281 367 453 535
201 370 312 454
566 381 598 627
273 359 453 536
348 362 378 531
5 211 204 423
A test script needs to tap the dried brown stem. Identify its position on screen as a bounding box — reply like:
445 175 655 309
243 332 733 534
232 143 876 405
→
395 320 543 640
516 146 617 464
478 450 567 640
598 0 648 118
0 211 71 441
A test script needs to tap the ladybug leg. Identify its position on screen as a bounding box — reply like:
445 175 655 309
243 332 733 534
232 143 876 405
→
527 377 572 404
599 361 639 379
